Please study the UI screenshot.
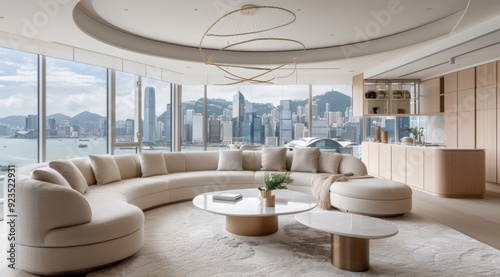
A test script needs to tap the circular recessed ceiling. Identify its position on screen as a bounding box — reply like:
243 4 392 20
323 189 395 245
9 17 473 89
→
73 0 469 65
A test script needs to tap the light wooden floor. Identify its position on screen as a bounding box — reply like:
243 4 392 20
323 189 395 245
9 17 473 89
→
1 183 499 276
411 182 500 250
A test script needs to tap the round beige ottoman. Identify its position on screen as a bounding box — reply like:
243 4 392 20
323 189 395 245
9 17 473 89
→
330 178 412 217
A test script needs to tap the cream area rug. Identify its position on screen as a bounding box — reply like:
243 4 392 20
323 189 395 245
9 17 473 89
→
88 201 499 277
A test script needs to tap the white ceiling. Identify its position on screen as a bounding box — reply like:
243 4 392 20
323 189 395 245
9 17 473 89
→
1 0 500 85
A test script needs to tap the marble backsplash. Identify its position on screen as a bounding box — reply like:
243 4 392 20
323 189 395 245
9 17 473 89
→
423 114 444 144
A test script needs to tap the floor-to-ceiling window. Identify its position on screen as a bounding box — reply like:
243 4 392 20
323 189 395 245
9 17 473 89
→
206 85 310 150
141 77 172 152
0 48 39 168
310 85 361 154
181 85 205 151
45 58 108 160
113 71 141 154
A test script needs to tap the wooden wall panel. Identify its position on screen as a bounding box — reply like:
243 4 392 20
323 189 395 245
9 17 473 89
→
457 88 475 112
419 78 441 114
476 85 496 110
457 111 475 149
476 62 496 87
458 67 475 90
444 72 458 93
476 109 497 182
352 73 364 116
444 112 458 149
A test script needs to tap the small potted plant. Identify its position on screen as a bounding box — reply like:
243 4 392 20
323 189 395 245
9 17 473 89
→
401 126 424 145
259 172 294 206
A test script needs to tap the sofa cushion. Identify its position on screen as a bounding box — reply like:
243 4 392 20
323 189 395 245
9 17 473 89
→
318 152 342 174
44 196 144 247
261 147 287 171
30 167 71 188
89 154 122 185
49 160 89 194
217 150 243 171
139 152 168 177
290 147 320 173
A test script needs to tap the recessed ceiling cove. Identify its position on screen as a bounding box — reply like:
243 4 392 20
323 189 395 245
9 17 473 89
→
73 0 469 65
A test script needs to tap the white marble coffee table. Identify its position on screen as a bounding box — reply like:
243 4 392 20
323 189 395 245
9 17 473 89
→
295 211 398 272
192 188 317 236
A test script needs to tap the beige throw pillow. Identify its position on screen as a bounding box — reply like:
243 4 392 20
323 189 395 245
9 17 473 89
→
49 160 89 194
30 167 72 188
290 147 320 173
139 152 168 177
261 147 287 171
89 154 122 185
217 150 243 171
318 152 342 174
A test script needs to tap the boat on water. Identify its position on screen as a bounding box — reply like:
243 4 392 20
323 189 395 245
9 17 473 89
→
78 143 88 148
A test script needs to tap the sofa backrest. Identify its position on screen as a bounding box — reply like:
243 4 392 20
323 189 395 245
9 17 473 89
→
113 154 142 179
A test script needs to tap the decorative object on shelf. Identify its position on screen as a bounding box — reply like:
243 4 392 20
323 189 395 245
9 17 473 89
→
397 108 406 114
393 90 403 99
372 107 379 114
401 126 424 145
374 126 381 142
381 131 388 143
403 90 411 99
199 5 305 85
400 137 414 145
377 90 386 99
259 172 294 207
365 90 377 99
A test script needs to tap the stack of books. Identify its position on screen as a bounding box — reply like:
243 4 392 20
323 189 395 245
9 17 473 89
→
212 192 242 201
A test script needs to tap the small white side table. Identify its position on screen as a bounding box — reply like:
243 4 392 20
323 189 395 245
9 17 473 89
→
295 211 398 272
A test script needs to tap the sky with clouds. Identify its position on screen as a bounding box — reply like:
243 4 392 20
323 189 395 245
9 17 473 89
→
0 47 352 120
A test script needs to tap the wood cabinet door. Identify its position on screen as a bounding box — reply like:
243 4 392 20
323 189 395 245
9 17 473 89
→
406 147 424 190
378 144 392 179
391 146 406 183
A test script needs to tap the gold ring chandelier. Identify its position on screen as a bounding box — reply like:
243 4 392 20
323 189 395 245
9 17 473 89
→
199 5 306 85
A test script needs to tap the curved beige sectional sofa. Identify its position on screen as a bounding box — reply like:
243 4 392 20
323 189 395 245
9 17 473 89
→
11 148 367 275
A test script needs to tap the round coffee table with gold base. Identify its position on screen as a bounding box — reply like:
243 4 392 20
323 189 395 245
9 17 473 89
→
295 210 398 272
193 188 317 236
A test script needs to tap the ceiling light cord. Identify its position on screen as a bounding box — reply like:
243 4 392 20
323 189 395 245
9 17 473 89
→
450 0 471 35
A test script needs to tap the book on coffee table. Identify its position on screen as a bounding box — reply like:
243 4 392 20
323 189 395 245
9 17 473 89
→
213 192 242 201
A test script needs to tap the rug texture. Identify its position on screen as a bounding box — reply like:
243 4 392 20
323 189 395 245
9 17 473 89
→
88 201 499 276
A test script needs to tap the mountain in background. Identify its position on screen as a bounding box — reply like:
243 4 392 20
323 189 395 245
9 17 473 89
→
0 115 26 128
47 113 71 123
71 111 103 124
178 90 351 118
1 90 352 127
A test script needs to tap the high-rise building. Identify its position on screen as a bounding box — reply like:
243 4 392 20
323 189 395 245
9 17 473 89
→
192 113 203 143
312 101 318 119
279 100 292 145
208 119 221 143
125 119 134 136
221 121 233 144
164 104 171 142
232 91 245 138
143 86 156 143
26 115 38 130
184 109 194 143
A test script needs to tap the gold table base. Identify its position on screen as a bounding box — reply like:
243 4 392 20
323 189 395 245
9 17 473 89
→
226 215 278 236
331 234 369 272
